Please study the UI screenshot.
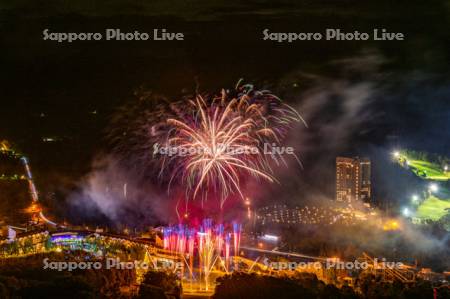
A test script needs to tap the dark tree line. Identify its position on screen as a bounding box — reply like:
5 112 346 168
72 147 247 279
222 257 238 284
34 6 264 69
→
213 272 450 299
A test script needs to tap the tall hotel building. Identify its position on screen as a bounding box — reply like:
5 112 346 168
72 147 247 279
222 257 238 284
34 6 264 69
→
336 157 371 204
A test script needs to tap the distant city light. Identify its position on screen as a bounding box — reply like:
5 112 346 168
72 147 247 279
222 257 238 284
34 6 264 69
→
261 234 279 241
429 183 438 193
402 207 410 217
383 219 400 231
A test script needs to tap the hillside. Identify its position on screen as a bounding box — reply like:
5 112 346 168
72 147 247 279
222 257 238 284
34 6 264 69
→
394 150 450 221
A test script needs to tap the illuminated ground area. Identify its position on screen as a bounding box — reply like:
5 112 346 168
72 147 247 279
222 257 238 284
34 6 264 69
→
395 150 450 221
395 152 449 181
407 160 450 181
415 185 450 221
416 196 450 221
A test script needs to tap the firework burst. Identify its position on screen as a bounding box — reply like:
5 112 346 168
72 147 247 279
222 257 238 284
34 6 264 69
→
110 83 304 207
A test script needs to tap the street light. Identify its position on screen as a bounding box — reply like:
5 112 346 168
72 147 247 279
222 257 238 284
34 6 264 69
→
402 207 410 217
411 195 418 202
393 151 400 158
429 183 438 193
245 198 251 219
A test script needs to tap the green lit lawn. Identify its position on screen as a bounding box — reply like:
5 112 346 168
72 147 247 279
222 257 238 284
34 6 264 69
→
396 154 449 181
408 160 450 181
416 196 450 221
395 152 450 221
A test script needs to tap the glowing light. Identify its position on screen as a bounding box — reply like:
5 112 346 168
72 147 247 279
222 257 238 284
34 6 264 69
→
25 203 41 213
402 207 410 217
0 140 10 151
233 222 241 257
261 234 279 241
383 219 400 231
163 220 241 288
411 195 419 202
393 151 400 158
429 183 438 193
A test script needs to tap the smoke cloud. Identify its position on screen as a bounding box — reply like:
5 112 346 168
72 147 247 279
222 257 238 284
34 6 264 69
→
64 53 449 271
68 155 173 228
